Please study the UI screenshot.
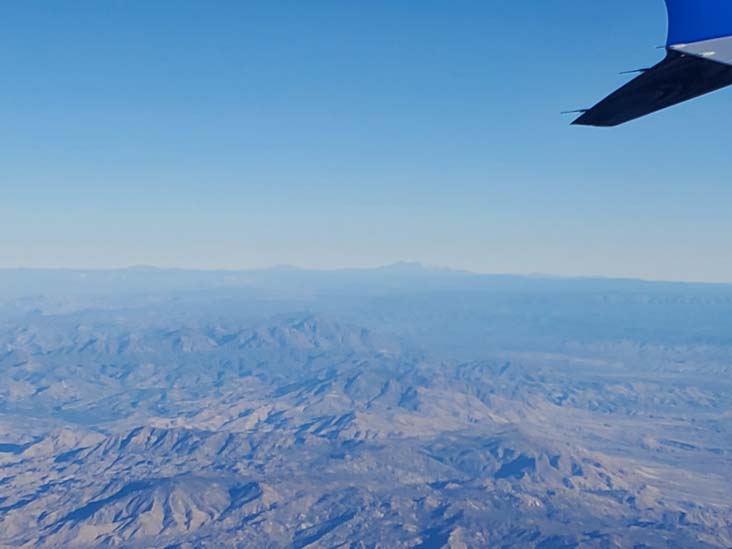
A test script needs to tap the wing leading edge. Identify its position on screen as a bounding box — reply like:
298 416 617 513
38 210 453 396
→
573 49 732 127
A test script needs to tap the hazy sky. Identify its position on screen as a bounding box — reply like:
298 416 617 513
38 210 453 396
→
2 1 732 282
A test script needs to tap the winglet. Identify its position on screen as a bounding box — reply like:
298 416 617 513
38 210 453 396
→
666 0 732 45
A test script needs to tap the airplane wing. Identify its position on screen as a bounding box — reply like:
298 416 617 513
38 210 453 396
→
573 49 732 127
573 0 732 127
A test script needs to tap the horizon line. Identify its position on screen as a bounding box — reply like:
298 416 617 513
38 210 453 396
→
1 262 731 287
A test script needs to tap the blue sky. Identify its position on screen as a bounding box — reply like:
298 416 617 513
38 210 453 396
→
2 0 731 282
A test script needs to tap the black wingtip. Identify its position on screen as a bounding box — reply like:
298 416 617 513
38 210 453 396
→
571 113 618 127
569 50 732 127
568 110 612 127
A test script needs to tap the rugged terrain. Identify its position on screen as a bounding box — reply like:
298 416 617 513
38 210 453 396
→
0 267 731 547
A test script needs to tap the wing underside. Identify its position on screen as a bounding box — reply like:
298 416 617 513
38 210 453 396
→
573 50 732 127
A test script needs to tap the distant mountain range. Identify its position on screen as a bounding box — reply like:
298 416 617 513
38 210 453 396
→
0 269 730 547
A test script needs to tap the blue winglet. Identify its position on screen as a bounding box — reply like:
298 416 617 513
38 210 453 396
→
666 0 732 45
